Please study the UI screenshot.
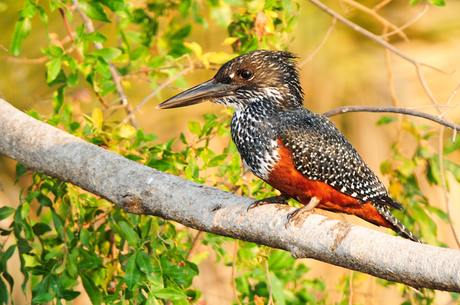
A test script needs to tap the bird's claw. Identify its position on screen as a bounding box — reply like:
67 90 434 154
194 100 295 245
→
247 195 289 211
285 197 319 229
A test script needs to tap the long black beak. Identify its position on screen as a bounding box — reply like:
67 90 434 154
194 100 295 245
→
156 79 232 109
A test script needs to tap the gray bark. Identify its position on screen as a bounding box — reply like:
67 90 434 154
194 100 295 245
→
0 98 459 292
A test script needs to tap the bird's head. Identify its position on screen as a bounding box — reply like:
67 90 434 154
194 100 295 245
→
156 50 304 112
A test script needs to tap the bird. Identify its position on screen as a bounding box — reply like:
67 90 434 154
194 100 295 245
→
157 50 420 243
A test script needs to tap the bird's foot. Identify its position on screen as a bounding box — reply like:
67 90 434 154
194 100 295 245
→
285 197 320 228
247 195 289 211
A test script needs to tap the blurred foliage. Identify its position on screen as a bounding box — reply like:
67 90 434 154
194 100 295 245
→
0 0 457 304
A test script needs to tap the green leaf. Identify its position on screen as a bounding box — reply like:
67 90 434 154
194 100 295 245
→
119 221 141 248
11 17 32 56
37 7 49 41
125 252 141 291
67 71 79 87
25 191 40 202
77 0 111 22
269 271 286 305
89 47 122 61
125 154 145 162
425 206 449 222
49 45 64 57
376 115 397 126
0 244 17 271
444 159 460 183
62 290 81 301
152 288 187 300
83 31 108 43
16 236 33 254
188 121 201 135
0 278 9 305
78 255 103 270
429 0 445 6
208 154 228 167
79 271 102 305
47 57 62 83
0 206 15 221
32 223 52 236
19 1 37 18
27 265 51 276
443 135 460 155
16 162 28 178
95 0 128 12
136 251 155 275
80 227 92 249
37 193 53 207
52 210 65 241
115 125 137 139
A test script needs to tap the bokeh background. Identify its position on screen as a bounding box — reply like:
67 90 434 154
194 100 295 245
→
1 0 460 304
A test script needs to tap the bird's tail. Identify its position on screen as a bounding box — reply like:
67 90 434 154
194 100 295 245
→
372 202 421 243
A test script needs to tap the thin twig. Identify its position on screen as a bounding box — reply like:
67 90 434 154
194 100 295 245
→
322 105 460 131
124 64 219 77
59 8 83 63
4 56 48 64
348 271 354 305
373 0 392 11
438 127 460 248
380 4 429 39
185 231 205 261
265 260 274 305
383 29 402 107
341 0 408 41
232 241 242 305
72 0 138 128
300 18 337 67
438 83 460 119
118 66 193 126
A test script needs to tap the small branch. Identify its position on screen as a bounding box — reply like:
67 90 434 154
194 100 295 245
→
341 0 408 41
383 32 402 107
380 4 429 39
300 18 337 67
185 231 205 261
438 127 460 248
59 8 83 63
438 83 460 119
118 66 193 126
122 64 219 78
265 260 274 305
373 0 392 11
4 56 48 64
322 105 460 131
232 242 242 305
348 271 354 305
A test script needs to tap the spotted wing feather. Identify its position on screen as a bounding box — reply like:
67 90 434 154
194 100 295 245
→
278 109 403 211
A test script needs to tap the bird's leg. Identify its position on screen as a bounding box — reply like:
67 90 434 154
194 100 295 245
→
286 197 320 223
247 195 290 211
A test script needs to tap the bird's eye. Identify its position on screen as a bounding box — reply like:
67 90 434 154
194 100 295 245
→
240 69 253 79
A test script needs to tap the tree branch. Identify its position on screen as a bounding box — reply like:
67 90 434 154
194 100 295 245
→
323 105 460 131
0 98 459 292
